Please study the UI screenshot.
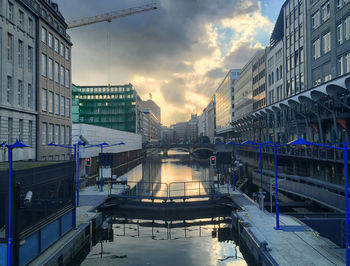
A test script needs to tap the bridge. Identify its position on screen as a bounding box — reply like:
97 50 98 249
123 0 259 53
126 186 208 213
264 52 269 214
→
145 143 216 155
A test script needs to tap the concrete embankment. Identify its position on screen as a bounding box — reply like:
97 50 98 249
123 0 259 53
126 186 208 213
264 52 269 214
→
230 189 345 266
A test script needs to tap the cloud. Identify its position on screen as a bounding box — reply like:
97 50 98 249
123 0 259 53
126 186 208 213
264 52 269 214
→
59 0 275 125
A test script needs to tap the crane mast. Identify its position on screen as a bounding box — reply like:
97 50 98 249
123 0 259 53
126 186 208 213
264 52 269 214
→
67 3 158 29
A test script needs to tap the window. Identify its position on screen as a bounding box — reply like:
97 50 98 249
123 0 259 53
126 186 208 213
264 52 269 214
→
18 10 24 28
65 126 70 145
28 83 32 108
65 47 70 60
61 96 65 116
55 125 59 143
54 62 59 82
7 1 14 21
49 91 53 113
7 76 12 103
60 66 65 85
8 118 12 144
66 98 70 117
338 23 343 44
42 123 47 145
55 94 59 114
28 18 33 35
280 65 282 79
41 27 47 43
312 10 320 29
60 126 65 144
19 120 23 141
321 1 330 22
49 58 53 80
313 38 320 59
60 43 64 57
29 121 33 146
345 16 350 41
18 80 23 106
7 33 13 62
48 33 53 48
42 89 47 111
295 74 300 93
28 46 33 72
66 69 70 88
49 124 54 143
345 53 350 73
54 38 59 53
298 74 303 93
322 32 331 54
41 53 47 76
18 40 23 68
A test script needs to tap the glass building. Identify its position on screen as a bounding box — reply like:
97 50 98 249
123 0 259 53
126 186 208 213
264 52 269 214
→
72 84 141 133
215 69 240 137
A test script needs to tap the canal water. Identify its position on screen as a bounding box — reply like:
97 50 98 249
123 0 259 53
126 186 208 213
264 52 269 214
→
80 151 249 266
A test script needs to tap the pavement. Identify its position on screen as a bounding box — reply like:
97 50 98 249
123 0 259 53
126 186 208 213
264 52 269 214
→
231 189 346 265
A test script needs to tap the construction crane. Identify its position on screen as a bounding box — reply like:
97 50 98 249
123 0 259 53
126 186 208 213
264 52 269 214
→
67 2 158 29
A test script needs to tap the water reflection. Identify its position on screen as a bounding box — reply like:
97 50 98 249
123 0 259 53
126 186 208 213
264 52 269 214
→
121 152 219 199
83 217 247 266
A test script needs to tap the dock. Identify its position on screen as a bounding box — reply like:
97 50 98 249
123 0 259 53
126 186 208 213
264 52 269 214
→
231 189 345 265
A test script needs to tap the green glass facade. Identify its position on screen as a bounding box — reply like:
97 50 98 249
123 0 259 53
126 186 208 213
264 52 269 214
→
72 84 140 133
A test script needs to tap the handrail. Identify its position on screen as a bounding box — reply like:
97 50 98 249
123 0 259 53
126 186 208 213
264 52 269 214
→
112 180 229 200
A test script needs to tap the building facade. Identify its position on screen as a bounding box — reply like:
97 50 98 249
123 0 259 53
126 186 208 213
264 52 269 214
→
37 0 72 161
215 69 240 139
0 0 38 161
198 99 215 143
232 0 350 145
72 84 142 134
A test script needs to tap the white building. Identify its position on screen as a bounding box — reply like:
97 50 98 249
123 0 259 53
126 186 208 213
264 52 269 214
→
0 0 37 161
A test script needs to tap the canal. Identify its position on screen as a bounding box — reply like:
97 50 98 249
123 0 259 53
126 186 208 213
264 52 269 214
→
79 151 250 265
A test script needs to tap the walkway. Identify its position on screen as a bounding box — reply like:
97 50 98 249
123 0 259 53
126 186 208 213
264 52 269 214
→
231 190 345 265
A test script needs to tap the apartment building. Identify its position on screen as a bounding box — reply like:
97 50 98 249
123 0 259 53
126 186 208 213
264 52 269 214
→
0 0 37 161
37 0 72 161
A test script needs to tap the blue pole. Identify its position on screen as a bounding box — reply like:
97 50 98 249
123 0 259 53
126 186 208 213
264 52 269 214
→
76 144 80 207
259 144 263 192
73 144 77 228
232 143 235 191
274 143 281 230
344 141 349 266
7 147 13 266
100 145 103 192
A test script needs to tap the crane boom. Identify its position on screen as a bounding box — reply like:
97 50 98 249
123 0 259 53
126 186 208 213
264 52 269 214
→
67 3 158 29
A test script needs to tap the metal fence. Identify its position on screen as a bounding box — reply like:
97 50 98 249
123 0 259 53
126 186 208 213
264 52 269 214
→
111 180 230 201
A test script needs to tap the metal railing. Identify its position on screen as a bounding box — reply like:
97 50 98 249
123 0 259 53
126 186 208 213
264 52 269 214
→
110 180 230 200
237 145 345 163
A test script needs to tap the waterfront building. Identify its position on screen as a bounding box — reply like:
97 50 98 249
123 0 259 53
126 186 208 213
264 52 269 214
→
0 0 38 161
198 98 216 143
37 0 72 161
215 69 240 139
72 84 142 134
173 122 187 142
252 50 267 112
140 99 161 144
187 114 198 143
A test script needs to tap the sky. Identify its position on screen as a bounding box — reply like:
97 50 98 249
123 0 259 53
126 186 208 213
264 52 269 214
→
59 0 283 126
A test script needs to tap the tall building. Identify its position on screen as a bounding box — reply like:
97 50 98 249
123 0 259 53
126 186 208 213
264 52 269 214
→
173 122 187 142
198 98 215 143
252 50 267 111
72 84 142 134
231 0 350 144
215 69 240 139
37 0 72 161
140 99 161 144
187 114 198 143
0 0 38 162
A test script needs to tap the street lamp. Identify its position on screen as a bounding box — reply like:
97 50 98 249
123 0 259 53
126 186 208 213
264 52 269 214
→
84 142 125 192
287 138 349 263
1 140 29 266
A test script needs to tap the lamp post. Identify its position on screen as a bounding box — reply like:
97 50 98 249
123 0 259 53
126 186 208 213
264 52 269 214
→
99 142 108 192
1 140 28 266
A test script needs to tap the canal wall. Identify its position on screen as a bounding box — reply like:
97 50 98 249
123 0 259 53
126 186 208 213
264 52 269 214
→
230 190 345 265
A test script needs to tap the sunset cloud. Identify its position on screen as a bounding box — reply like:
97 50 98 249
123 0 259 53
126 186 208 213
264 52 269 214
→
60 0 278 125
